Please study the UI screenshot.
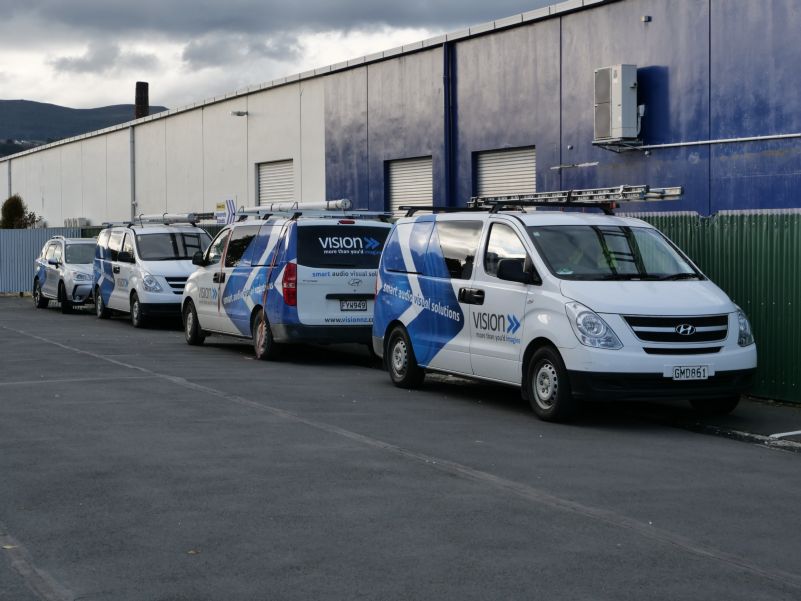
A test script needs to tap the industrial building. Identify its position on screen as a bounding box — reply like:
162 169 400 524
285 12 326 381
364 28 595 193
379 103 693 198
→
1 0 800 402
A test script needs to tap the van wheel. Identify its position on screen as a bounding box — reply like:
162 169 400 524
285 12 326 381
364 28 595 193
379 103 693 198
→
183 300 205 346
95 287 110 319
252 308 280 360
33 280 49 308
690 396 740 417
387 327 424 388
526 347 579 422
59 283 73 314
130 293 146 328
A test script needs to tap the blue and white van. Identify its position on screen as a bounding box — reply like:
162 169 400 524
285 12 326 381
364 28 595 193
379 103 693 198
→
372 186 757 421
181 207 392 359
94 215 212 327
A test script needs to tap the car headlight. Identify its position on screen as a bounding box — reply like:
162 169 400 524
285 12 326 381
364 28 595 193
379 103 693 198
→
565 301 622 350
73 273 91 281
736 308 754 347
142 273 162 292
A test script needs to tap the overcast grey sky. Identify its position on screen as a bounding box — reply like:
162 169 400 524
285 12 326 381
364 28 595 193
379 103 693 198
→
0 0 553 109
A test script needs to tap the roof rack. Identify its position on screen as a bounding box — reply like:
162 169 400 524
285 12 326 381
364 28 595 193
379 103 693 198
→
235 199 391 222
472 185 683 215
133 213 201 226
399 205 491 217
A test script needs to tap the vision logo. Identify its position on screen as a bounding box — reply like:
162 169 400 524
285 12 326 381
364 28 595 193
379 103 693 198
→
363 236 381 250
199 287 218 303
472 312 521 334
319 237 364 250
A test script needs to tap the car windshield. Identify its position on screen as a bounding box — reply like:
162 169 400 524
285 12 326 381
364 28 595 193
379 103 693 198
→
527 225 701 281
135 231 211 261
65 244 96 264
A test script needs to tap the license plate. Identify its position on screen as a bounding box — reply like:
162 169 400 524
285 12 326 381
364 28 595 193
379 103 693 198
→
340 300 367 311
667 365 710 381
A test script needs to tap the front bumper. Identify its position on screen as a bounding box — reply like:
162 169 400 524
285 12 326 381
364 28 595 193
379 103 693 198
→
568 368 756 401
70 283 93 304
140 302 182 318
271 324 373 345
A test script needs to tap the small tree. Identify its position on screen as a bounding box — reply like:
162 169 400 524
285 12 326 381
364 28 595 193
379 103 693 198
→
0 194 39 228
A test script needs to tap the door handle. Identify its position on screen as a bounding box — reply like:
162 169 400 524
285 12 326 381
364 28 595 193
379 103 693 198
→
213 272 226 284
458 287 485 305
112 266 120 274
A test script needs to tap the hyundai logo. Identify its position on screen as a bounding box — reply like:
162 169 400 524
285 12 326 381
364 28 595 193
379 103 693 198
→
675 324 696 336
348 278 363 288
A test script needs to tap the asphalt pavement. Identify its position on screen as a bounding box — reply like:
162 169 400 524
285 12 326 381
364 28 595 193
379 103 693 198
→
1 296 800 601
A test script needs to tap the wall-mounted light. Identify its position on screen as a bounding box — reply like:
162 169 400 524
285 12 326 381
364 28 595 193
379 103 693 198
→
230 110 248 117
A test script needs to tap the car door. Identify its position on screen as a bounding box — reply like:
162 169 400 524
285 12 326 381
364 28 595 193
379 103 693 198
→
417 218 484 375
106 230 127 310
41 243 58 298
219 225 262 336
193 228 231 332
469 220 532 384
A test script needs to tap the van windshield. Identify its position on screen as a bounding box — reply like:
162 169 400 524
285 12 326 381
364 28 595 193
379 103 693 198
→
65 244 95 264
527 225 702 281
135 231 211 261
297 225 389 269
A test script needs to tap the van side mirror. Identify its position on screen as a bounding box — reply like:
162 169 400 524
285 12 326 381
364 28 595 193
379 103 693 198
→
497 258 541 285
47 258 60 267
192 251 206 266
117 251 134 263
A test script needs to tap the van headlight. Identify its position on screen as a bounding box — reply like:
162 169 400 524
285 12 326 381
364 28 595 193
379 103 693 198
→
565 301 622 350
73 273 91 281
736 308 754 347
142 273 162 292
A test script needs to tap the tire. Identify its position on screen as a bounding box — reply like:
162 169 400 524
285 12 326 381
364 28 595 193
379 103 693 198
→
130 293 146 328
690 396 740 417
386 326 424 388
525 346 580 422
59 283 73 314
252 308 281 360
33 279 49 309
95 286 110 319
183 300 206 346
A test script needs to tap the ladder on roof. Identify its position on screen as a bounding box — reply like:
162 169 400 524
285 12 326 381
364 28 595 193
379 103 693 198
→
236 199 391 222
471 184 683 215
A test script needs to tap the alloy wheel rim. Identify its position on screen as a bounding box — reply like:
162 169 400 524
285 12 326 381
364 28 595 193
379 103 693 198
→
185 309 194 336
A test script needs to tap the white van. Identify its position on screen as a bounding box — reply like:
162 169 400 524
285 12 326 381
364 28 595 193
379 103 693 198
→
181 205 392 359
94 215 211 327
372 186 757 421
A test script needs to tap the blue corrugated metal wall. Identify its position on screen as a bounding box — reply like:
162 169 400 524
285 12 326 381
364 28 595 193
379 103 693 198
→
0 228 81 293
324 0 801 215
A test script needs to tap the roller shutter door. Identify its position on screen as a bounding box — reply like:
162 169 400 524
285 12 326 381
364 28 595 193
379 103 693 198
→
387 157 433 213
475 147 536 197
258 160 294 206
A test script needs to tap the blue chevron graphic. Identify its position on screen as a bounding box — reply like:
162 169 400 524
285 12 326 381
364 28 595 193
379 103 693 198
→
364 236 381 250
506 314 521 334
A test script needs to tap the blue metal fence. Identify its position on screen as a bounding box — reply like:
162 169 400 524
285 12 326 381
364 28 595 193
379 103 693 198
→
0 228 82 293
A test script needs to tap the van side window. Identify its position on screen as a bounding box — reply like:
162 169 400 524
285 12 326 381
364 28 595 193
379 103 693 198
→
433 221 483 280
108 231 123 261
97 230 110 259
484 223 529 277
121 233 134 257
225 226 261 268
206 229 230 267
52 244 63 263
45 244 56 262
382 222 434 274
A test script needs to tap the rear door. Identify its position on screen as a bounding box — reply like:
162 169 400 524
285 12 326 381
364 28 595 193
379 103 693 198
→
218 225 262 336
294 222 391 327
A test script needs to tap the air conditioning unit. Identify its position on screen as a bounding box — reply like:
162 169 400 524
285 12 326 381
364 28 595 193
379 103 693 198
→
594 64 640 141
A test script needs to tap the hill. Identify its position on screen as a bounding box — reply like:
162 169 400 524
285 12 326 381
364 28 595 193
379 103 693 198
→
0 99 168 156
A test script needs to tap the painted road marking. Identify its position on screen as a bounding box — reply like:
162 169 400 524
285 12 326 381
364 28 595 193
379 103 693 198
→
769 430 801 440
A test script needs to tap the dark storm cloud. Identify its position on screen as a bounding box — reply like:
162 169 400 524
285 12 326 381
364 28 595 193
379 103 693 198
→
50 41 159 74
11 0 552 37
182 32 302 69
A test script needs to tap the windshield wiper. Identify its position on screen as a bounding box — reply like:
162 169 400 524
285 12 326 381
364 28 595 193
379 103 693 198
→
657 273 700 280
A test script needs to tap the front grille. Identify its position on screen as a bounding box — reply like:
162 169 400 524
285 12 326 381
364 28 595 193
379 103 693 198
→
643 347 722 355
624 314 728 343
165 276 188 295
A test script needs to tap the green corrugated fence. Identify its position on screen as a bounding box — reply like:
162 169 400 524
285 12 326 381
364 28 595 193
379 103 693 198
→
630 211 801 403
